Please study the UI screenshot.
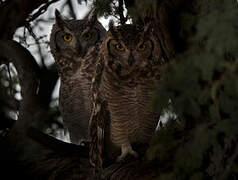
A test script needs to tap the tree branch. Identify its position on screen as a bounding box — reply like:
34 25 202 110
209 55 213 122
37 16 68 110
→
0 0 59 39
0 39 40 97
26 0 59 23
67 0 77 19
118 0 126 25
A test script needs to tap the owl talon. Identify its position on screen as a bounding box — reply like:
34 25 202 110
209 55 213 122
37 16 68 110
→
116 144 138 162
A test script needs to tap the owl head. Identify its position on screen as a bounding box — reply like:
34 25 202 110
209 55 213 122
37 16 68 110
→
101 21 164 81
50 9 106 66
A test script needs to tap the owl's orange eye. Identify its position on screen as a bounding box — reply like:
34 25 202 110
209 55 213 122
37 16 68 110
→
63 34 73 42
115 43 125 51
82 33 92 40
137 43 146 51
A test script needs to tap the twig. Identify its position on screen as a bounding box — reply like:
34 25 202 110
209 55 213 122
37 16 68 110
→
25 23 46 67
118 0 126 25
27 0 59 23
67 0 76 19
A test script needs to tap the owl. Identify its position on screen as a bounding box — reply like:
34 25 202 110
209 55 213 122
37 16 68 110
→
50 9 106 144
89 21 166 169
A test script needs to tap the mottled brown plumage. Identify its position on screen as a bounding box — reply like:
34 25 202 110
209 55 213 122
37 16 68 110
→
89 21 166 169
50 9 106 144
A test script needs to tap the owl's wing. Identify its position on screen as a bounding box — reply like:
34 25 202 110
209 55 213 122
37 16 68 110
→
89 56 110 171
58 84 70 135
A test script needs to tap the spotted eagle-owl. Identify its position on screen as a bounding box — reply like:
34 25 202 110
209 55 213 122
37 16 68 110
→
89 21 166 169
50 9 106 144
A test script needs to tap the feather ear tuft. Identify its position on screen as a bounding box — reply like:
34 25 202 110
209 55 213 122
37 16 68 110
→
108 20 118 38
55 9 63 25
143 22 151 33
141 18 153 37
55 9 61 19
55 9 71 31
87 8 97 24
108 20 114 30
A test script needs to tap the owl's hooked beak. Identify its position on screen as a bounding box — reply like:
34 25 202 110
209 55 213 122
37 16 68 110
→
128 55 135 66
